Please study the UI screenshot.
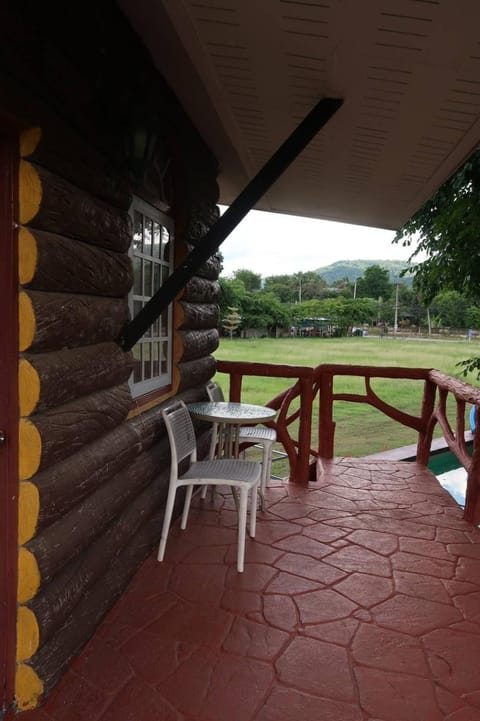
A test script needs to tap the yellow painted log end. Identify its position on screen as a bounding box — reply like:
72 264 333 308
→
19 419 41 481
16 606 40 662
19 358 40 417
15 663 44 711
18 547 40 604
19 291 36 352
18 482 39 545
19 128 42 158
19 160 42 225
18 227 38 286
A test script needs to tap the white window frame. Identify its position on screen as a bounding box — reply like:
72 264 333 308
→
129 197 174 398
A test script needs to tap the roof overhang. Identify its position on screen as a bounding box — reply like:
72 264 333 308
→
118 0 480 230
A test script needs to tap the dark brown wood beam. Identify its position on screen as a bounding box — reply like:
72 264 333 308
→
118 97 343 351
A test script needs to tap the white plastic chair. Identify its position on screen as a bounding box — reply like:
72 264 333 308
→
206 381 277 510
158 400 261 572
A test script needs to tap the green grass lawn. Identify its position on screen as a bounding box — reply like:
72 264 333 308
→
214 336 480 461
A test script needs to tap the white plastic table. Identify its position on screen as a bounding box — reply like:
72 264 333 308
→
187 401 276 458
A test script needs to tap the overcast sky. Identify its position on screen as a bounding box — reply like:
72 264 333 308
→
218 206 415 278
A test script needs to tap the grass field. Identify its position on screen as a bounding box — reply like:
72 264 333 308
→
213 336 480 460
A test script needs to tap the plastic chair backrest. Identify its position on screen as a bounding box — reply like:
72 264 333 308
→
206 381 225 402
162 401 197 466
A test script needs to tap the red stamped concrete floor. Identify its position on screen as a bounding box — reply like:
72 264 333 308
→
20 458 480 721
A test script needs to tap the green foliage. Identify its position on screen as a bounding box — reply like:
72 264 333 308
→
395 148 480 375
222 306 242 338
356 264 391 300
430 290 468 328
290 297 376 335
394 148 480 304
315 259 414 285
232 268 262 292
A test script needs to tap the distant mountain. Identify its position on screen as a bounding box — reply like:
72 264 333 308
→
315 259 415 285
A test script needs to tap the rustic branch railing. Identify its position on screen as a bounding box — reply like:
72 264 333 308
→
216 359 480 523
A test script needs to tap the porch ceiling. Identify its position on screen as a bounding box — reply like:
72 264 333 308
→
119 0 480 230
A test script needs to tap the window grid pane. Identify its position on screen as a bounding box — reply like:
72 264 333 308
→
129 198 173 398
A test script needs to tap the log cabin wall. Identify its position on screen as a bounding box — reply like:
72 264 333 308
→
2 1 221 710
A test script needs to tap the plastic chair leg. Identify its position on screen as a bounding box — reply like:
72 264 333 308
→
157 483 178 561
259 442 273 512
249 485 257 538
181 484 194 529
236 486 248 573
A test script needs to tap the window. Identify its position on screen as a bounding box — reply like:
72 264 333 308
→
129 197 174 397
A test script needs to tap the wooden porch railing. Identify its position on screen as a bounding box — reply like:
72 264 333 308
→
216 359 480 523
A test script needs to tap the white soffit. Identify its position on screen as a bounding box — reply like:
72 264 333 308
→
120 0 480 229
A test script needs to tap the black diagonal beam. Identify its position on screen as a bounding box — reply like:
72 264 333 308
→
118 96 343 351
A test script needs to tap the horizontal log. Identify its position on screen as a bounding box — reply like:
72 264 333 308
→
183 246 222 280
182 276 220 304
176 329 219 363
177 355 216 392
21 384 132 479
28 505 165 696
19 161 131 252
19 227 133 297
27 439 170 583
33 390 204 529
20 127 131 210
19 290 129 352
30 457 170 644
429 369 480 405
35 424 143 529
178 302 219 330
20 343 133 416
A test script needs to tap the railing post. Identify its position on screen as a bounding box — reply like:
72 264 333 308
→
416 378 436 465
318 368 335 459
294 375 314 484
229 373 243 402
465 418 480 523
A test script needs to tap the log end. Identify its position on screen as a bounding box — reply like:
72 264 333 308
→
16 606 40 662
19 291 36 352
18 547 40 604
19 160 42 225
19 481 40 545
19 358 40 416
20 127 42 158
15 662 44 711
19 228 38 286
19 418 41 480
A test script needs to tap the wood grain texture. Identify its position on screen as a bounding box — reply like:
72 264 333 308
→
21 290 129 352
20 126 131 209
24 163 131 252
176 329 219 363
19 227 133 296
182 276 220 304
20 343 134 415
29 468 169 646
178 302 219 330
35 424 142 529
177 355 216 392
27 438 170 584
30 383 132 475
27 506 165 696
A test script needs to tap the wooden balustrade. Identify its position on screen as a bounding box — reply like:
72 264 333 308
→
216 359 480 522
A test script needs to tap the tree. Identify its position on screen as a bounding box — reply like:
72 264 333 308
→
356 265 391 300
222 306 242 338
394 148 480 304
394 147 480 375
263 274 298 303
232 269 262 292
430 290 468 329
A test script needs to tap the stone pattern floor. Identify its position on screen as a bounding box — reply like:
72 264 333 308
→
20 459 480 721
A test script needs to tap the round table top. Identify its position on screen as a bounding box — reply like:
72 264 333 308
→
187 401 276 425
